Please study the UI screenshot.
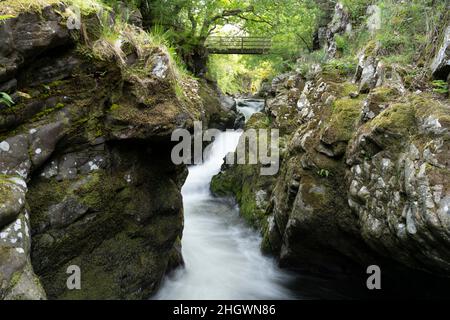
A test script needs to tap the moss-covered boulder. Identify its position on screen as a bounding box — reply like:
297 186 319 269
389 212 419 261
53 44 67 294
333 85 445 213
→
213 62 450 279
27 142 184 299
0 209 46 300
0 2 209 299
347 94 450 273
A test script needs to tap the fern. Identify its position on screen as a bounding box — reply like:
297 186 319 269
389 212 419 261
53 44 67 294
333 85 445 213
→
432 80 449 95
0 92 15 107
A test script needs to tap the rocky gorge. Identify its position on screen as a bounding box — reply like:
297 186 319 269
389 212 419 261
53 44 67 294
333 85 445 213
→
0 0 449 300
211 2 450 294
0 2 234 299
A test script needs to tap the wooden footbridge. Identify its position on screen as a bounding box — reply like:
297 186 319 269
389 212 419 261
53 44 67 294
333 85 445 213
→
205 36 274 54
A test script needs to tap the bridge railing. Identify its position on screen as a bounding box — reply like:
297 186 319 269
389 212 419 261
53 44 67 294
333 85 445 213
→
205 36 273 54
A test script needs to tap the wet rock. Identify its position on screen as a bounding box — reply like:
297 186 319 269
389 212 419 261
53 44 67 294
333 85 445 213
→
197 80 238 130
218 94 236 112
213 64 450 278
29 143 185 299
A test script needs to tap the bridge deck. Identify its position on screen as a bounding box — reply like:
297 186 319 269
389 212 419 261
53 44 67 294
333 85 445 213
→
205 36 272 54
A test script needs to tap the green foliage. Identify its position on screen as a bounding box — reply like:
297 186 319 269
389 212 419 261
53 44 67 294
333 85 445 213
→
334 34 349 53
0 0 105 15
207 54 282 94
317 169 332 178
268 0 321 56
340 0 372 20
143 0 325 63
0 14 16 21
0 92 14 107
330 0 448 69
374 0 445 61
0 0 61 15
295 49 327 78
432 80 449 95
323 56 358 78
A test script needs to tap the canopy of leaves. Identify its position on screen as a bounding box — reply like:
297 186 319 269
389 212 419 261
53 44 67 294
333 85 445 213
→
139 0 324 53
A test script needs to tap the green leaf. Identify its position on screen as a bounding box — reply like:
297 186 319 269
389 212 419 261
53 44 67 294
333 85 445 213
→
0 15 16 23
0 92 15 107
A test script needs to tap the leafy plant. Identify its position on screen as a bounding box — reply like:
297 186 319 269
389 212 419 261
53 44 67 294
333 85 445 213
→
0 14 16 22
0 92 15 107
323 57 357 77
432 80 449 95
317 169 332 178
340 0 373 20
334 34 349 54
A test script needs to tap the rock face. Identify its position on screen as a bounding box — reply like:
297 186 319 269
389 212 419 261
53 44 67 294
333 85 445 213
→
347 96 450 273
0 177 46 300
325 2 351 58
211 54 450 277
431 26 450 81
353 42 407 95
0 5 71 89
0 5 218 299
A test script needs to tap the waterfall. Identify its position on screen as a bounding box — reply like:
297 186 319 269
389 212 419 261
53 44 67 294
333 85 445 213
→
154 99 296 300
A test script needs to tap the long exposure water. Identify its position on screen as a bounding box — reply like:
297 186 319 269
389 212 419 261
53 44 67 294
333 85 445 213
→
155 100 297 300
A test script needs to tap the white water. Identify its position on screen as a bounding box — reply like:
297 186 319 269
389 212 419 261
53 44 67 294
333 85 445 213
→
155 101 296 300
236 99 265 121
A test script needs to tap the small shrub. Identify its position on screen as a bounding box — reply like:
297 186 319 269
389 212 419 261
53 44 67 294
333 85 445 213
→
323 57 357 78
341 0 373 21
335 34 349 54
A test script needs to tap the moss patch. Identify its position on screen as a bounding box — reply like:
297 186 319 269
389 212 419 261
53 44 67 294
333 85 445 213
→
321 97 363 143
368 102 416 135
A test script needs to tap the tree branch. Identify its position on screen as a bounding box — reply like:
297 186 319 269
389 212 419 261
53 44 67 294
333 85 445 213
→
200 6 255 38
188 7 197 36
297 35 312 52
235 13 273 27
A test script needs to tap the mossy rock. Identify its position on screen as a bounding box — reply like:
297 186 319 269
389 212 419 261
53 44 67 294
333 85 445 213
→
321 97 363 144
27 146 184 299
368 102 416 137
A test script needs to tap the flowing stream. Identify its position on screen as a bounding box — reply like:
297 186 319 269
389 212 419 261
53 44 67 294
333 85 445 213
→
155 99 297 300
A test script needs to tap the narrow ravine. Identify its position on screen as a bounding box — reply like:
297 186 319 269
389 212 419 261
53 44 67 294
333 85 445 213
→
155 100 297 300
